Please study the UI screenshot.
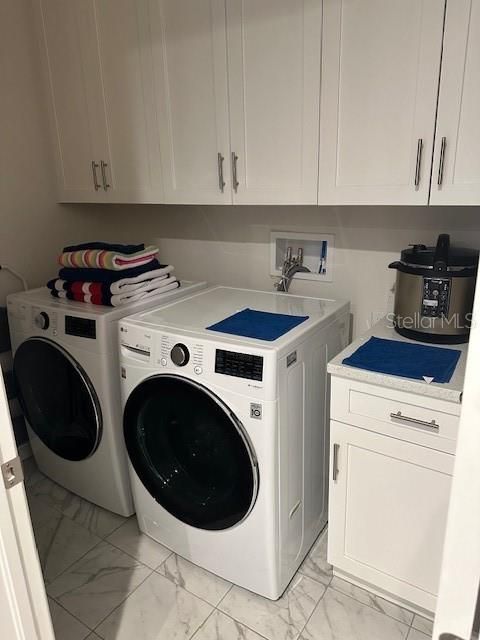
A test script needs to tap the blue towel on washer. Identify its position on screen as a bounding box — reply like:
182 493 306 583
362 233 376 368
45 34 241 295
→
342 337 461 383
207 308 309 341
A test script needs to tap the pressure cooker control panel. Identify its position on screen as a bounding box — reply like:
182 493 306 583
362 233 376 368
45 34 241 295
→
422 277 450 317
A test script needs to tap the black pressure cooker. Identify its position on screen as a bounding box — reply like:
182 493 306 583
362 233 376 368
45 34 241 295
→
389 234 479 344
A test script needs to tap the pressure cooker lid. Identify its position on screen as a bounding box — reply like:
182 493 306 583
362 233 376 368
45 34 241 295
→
400 235 479 269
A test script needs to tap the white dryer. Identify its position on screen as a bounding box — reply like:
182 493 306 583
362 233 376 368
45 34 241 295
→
119 286 349 597
7 282 206 516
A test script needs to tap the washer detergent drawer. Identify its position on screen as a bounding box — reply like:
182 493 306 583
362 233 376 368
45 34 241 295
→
330 377 460 454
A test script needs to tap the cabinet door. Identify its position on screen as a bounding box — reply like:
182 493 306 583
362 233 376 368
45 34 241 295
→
430 0 480 205
93 0 164 202
318 0 444 205
37 1 106 202
226 0 322 205
150 0 231 204
328 420 453 613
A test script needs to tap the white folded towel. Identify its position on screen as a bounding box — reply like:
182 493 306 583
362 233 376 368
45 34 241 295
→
110 279 180 307
110 265 175 294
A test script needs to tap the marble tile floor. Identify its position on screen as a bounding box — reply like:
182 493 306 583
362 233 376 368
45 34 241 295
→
23 457 433 640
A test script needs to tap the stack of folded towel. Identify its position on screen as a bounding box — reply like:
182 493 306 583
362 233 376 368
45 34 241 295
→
47 242 180 307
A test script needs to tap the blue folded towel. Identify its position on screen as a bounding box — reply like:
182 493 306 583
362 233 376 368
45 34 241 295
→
58 260 163 284
342 337 461 383
63 242 145 253
207 308 309 342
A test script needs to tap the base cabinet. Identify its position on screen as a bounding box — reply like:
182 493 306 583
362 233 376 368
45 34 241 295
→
328 419 454 614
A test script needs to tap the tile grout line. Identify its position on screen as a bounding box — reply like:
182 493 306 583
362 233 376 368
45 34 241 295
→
294 579 330 640
45 537 106 595
100 514 131 539
211 608 272 640
152 562 230 610
89 562 230 636
189 607 218 640
26 473 129 540
89 567 155 636
327 581 415 627
46 535 157 624
48 595 97 635
104 536 173 572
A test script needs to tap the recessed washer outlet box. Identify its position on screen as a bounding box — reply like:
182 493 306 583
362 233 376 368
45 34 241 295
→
270 231 335 283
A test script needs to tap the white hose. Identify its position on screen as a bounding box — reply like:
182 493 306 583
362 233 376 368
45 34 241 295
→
0 265 28 292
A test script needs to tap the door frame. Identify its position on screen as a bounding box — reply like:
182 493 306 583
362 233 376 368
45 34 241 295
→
0 366 54 640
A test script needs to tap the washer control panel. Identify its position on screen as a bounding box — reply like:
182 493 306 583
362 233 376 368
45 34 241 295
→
158 336 204 374
422 277 450 317
215 349 263 382
170 343 190 367
34 311 50 330
65 315 96 339
31 307 58 336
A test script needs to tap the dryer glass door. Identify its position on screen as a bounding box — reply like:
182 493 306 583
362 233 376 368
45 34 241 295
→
124 375 258 531
13 338 102 461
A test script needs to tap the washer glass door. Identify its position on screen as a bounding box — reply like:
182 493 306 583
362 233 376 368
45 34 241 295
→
13 338 102 461
124 375 258 531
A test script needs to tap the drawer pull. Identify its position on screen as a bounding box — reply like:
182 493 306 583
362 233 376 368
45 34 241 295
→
332 443 340 481
390 411 439 432
289 500 302 520
91 160 100 191
217 152 226 193
232 151 239 193
414 138 423 187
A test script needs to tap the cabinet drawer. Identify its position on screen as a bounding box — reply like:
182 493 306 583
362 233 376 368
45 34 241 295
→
330 377 460 453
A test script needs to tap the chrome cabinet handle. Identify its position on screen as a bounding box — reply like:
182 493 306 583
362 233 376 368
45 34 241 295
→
437 136 447 186
100 160 110 191
414 138 423 187
390 411 439 432
232 152 239 193
332 443 340 481
91 161 100 191
217 153 226 193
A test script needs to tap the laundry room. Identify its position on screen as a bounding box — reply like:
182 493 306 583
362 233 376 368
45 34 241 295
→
1 2 479 640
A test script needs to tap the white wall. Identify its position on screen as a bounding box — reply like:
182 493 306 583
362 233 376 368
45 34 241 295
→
2 2 479 339
93 204 480 338
0 0 105 306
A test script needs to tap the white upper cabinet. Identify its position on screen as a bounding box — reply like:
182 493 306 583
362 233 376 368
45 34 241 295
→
318 0 445 206
226 0 322 205
37 1 105 202
93 0 164 203
150 0 231 204
430 0 480 206
37 0 164 203
37 0 479 206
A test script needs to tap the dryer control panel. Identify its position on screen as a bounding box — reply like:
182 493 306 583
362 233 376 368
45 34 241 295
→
215 349 263 382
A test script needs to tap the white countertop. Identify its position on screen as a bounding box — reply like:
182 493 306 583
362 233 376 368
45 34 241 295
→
327 317 468 404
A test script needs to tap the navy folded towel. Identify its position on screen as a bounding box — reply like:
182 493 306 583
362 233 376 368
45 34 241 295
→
63 242 145 253
58 260 163 284
207 308 309 341
342 337 461 383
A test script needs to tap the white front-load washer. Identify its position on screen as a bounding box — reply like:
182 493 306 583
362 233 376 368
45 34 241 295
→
7 281 206 516
119 286 350 596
